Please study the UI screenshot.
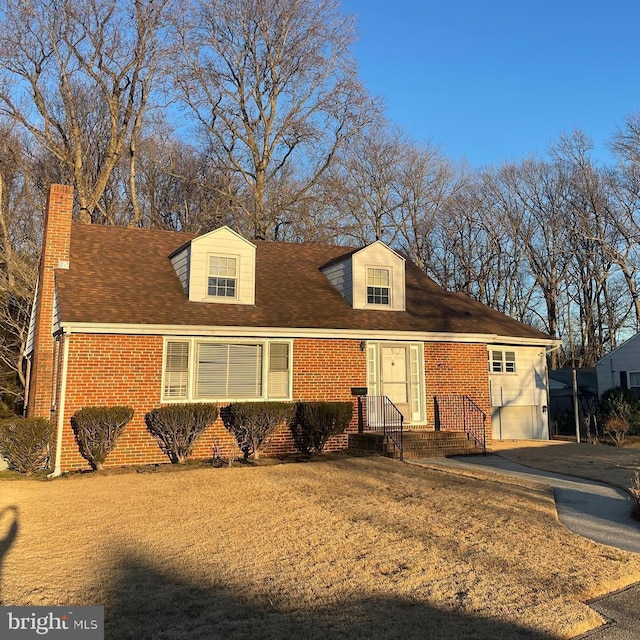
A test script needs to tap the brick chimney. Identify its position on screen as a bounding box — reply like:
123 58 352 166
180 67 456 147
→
26 184 74 418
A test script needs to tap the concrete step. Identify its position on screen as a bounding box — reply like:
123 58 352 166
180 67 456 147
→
402 430 473 440
348 430 486 459
387 446 486 459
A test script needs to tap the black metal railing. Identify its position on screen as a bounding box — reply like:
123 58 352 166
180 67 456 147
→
434 395 487 455
359 395 404 461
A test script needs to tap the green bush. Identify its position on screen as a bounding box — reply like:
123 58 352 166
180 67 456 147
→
0 417 54 474
145 403 218 463
597 388 640 434
71 406 134 470
222 402 296 459
293 401 354 453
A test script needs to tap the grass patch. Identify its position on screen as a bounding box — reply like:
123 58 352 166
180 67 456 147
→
2 457 640 638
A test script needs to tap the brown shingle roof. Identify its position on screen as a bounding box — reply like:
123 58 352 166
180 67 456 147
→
55 223 552 341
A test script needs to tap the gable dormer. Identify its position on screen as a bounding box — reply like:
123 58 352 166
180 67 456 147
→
170 226 256 305
322 241 406 311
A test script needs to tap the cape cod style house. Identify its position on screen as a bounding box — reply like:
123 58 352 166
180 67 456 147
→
25 185 557 473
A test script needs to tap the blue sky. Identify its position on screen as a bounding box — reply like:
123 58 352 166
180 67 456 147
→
341 0 640 168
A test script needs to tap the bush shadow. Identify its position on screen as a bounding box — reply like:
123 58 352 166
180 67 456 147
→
103 551 556 639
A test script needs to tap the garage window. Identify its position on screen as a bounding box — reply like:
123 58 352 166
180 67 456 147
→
490 350 516 373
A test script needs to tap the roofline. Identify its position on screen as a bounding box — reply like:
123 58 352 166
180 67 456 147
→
168 225 257 259
356 240 406 262
58 322 560 347
594 332 640 366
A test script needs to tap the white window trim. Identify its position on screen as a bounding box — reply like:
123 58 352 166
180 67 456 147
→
364 265 393 308
206 252 240 302
161 337 293 403
366 341 426 426
489 349 517 374
629 371 640 387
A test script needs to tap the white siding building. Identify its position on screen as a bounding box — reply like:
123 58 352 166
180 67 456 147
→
489 345 550 439
596 333 640 396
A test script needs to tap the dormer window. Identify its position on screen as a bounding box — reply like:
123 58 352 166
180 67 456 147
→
170 226 255 304
367 267 391 305
208 255 237 298
320 241 405 311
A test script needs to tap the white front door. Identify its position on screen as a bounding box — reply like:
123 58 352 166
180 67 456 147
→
380 346 410 418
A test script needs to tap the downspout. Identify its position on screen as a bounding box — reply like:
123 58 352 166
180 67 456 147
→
23 357 31 416
48 330 70 478
544 343 562 439
545 343 562 357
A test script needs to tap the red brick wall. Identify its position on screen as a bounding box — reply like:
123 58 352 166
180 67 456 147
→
262 338 365 456
424 342 491 438
55 335 367 471
54 335 490 471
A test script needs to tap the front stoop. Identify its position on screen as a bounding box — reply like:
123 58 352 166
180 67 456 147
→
348 430 485 459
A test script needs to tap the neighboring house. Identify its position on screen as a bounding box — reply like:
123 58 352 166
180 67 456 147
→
25 185 558 473
547 368 598 437
596 334 640 398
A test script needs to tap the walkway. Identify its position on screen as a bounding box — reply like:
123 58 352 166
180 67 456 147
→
410 454 640 639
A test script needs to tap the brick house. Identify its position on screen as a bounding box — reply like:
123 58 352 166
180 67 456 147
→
25 185 558 474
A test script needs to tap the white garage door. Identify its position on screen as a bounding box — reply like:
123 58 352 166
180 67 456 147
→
492 405 546 440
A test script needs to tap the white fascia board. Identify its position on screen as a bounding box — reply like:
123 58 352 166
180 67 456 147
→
355 240 406 263
60 322 559 346
192 225 256 249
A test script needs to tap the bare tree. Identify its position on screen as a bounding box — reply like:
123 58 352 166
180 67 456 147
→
610 116 640 332
552 132 624 364
0 0 169 224
396 143 467 271
453 166 537 322
133 130 240 232
0 125 42 410
173 0 379 239
330 125 407 245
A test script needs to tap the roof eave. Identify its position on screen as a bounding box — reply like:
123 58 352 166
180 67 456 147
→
59 321 560 346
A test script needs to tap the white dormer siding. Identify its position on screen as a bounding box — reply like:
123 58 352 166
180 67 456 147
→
322 256 354 305
321 242 406 311
172 226 256 305
24 276 40 357
352 242 405 311
170 244 191 296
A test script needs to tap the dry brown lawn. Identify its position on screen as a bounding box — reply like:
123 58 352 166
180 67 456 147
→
1 455 640 639
491 439 640 491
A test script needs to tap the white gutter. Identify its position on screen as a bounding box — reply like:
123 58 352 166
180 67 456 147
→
60 322 560 347
48 331 70 478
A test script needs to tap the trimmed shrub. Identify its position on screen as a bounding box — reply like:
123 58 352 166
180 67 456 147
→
293 401 354 453
71 406 134 470
222 402 296 459
603 415 630 447
145 403 218 463
0 417 54 474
